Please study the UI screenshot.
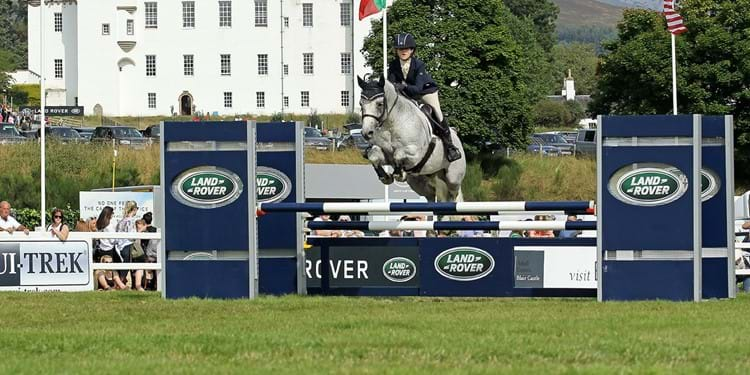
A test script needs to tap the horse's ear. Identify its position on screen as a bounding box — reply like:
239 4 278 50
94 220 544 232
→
378 75 386 88
357 75 366 89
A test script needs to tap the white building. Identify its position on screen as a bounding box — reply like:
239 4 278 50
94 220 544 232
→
27 0 377 116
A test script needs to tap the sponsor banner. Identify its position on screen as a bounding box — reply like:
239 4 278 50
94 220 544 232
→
79 192 153 223
0 241 92 292
433 247 495 281
19 106 84 117
306 246 419 288
514 246 596 289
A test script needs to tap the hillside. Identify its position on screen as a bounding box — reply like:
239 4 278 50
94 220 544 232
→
595 0 660 10
553 0 624 27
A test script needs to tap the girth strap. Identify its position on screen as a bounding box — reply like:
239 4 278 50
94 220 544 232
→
405 137 437 173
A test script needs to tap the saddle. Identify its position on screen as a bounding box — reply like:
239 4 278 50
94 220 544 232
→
419 104 443 134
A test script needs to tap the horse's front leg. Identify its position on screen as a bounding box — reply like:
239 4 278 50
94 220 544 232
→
392 145 420 181
366 145 394 185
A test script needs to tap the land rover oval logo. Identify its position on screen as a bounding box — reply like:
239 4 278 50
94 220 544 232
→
701 168 721 202
172 167 244 209
612 166 688 206
382 257 416 283
256 167 292 203
434 247 495 281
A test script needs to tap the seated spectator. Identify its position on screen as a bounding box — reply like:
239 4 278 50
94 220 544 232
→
558 214 581 239
337 215 364 238
528 214 555 238
95 206 127 290
0 201 29 235
47 208 70 241
458 216 484 238
401 214 427 237
311 214 339 237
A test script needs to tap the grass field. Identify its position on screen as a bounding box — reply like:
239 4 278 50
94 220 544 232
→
1 292 749 373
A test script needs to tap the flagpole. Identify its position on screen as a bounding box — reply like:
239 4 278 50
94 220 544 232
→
40 1 46 230
671 33 677 115
382 3 387 78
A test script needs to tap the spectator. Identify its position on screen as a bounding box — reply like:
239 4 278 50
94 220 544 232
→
0 201 29 235
311 214 339 237
458 216 484 238
47 208 70 241
558 214 581 239
337 215 364 238
116 201 144 290
137 216 159 290
528 214 555 238
95 206 127 290
401 214 427 237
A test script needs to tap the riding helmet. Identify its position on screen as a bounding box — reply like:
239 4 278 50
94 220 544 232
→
394 33 417 49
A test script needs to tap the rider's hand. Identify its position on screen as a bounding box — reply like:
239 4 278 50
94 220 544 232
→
393 82 407 92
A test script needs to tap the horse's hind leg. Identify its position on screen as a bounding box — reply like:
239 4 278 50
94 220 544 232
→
406 174 436 202
443 146 466 202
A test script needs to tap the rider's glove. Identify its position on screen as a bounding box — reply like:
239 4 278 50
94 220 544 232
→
393 82 407 92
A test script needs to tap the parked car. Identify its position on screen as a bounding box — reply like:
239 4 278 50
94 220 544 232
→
527 141 561 156
142 124 160 140
36 126 87 143
337 129 370 152
574 129 597 157
0 124 30 144
303 127 333 150
91 126 151 148
532 132 575 155
70 126 97 140
559 131 578 144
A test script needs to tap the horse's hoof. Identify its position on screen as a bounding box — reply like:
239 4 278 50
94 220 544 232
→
380 176 394 185
394 173 407 182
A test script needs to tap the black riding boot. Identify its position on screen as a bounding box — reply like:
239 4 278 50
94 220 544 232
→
435 118 462 162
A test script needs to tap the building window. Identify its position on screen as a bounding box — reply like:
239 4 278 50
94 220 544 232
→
255 0 267 27
102 23 110 35
126 19 134 35
145 2 158 28
283 96 289 108
302 3 313 27
340 2 351 26
220 54 231 76
54 59 63 79
256 92 265 108
283 64 288 76
283 17 289 27
257 54 268 75
219 1 232 27
303 53 313 75
54 13 62 32
301 91 309 107
341 91 350 107
148 93 156 109
182 1 195 28
146 55 156 76
224 92 233 108
184 54 194 76
340 53 352 74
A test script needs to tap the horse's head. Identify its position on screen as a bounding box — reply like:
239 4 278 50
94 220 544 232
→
358 75 394 140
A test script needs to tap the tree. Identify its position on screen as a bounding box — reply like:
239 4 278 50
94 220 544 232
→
361 0 552 153
590 2 750 184
532 99 584 128
501 0 559 51
0 0 28 69
550 42 599 95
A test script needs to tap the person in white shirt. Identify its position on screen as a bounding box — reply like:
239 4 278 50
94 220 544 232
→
0 201 29 235
95 206 127 290
47 208 69 241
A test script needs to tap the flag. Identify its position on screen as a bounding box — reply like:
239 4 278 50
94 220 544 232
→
359 0 386 20
663 0 687 35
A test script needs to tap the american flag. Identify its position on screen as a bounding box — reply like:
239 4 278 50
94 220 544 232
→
663 1 688 35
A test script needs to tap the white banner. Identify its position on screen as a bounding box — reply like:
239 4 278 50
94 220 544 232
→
0 240 92 292
514 246 596 289
79 192 154 222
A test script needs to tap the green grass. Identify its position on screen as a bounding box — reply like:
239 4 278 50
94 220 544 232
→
1 292 750 373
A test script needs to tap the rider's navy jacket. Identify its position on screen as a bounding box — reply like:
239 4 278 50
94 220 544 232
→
387 57 439 98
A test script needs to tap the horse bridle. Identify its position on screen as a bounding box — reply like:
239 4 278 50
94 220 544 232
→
361 90 399 129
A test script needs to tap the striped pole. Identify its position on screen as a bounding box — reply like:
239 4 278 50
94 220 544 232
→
306 220 596 232
258 201 595 215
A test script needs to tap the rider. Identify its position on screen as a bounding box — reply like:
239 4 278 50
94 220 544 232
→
387 32 462 162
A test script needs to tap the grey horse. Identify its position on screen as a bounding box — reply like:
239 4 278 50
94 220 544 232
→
358 76 466 202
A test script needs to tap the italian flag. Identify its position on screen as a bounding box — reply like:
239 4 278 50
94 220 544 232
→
359 0 386 20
